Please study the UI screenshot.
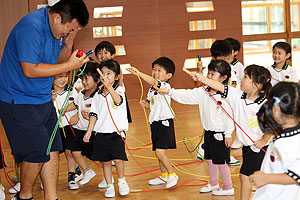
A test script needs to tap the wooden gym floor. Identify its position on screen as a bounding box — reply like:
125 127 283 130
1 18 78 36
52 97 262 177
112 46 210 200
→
0 99 249 200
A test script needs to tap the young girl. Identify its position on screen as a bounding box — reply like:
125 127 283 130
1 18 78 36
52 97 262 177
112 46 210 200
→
160 59 235 195
190 64 272 200
83 59 129 198
64 62 100 186
267 42 299 86
250 82 300 200
52 71 83 190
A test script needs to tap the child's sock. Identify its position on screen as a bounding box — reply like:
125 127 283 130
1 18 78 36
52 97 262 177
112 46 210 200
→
118 177 125 182
207 160 218 186
107 184 114 188
161 173 168 178
84 167 91 172
75 166 82 175
218 164 233 190
168 172 176 176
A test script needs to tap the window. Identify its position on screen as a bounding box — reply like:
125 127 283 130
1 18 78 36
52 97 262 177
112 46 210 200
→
93 26 122 38
186 1 214 13
188 38 215 50
94 6 123 18
189 20 216 31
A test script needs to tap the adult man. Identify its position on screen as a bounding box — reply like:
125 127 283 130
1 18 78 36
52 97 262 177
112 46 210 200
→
0 0 89 199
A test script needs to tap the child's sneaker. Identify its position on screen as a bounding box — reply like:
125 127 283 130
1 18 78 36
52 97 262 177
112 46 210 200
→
79 169 96 185
9 182 20 194
0 185 5 200
111 161 115 166
68 180 79 190
104 185 115 198
166 175 178 188
11 192 34 200
98 177 115 189
118 179 129 196
212 188 234 196
228 156 241 166
75 167 83 182
148 176 168 185
200 184 219 193
196 144 205 160
231 139 242 149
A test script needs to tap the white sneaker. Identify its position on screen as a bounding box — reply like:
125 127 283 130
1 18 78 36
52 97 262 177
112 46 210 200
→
105 185 115 198
196 144 205 160
111 161 115 166
79 169 96 185
68 180 79 190
228 156 241 166
75 173 83 182
118 179 130 196
148 176 168 185
200 184 220 193
40 182 43 190
0 186 5 200
212 188 234 196
9 182 20 194
231 139 242 149
98 177 114 189
166 175 178 188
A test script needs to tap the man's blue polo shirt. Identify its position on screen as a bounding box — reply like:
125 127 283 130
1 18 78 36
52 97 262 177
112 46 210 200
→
0 7 63 104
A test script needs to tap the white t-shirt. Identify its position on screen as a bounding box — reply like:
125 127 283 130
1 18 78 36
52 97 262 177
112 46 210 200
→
168 86 234 137
223 86 266 146
89 85 128 135
252 124 300 200
267 63 299 86
53 87 78 128
73 88 98 131
231 58 244 86
146 81 174 124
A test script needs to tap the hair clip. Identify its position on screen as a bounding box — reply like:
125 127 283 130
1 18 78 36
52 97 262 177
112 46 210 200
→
273 96 281 105
266 78 271 82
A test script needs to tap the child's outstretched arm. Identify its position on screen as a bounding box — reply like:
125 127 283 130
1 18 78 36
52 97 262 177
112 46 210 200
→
83 115 97 143
61 102 77 114
190 72 225 93
250 171 298 188
127 67 158 89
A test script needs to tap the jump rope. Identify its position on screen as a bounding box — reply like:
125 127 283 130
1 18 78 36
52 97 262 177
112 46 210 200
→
3 53 264 192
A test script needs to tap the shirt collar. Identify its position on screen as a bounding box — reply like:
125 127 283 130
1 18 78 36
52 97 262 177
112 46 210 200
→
271 62 288 70
273 123 300 142
231 58 238 66
241 92 265 105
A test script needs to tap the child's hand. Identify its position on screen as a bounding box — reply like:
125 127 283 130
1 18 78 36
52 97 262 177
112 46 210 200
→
100 75 111 88
225 138 233 148
189 72 202 82
83 131 91 143
126 67 139 74
75 86 83 93
197 61 205 74
69 113 79 125
158 88 169 95
81 110 90 120
254 138 267 149
52 90 57 101
249 171 268 188
139 100 147 108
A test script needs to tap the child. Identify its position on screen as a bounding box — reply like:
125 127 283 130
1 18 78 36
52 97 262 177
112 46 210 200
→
52 71 83 190
0 150 5 200
225 38 245 149
160 59 235 195
189 64 272 200
83 59 129 198
127 57 178 188
64 62 100 186
250 82 300 199
267 42 299 86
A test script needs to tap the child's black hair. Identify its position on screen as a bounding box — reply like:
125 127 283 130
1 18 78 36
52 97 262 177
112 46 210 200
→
244 65 272 96
82 61 100 83
210 40 233 58
225 38 241 52
273 42 292 61
258 82 300 135
49 0 89 27
208 59 231 85
94 41 116 57
98 59 121 85
152 57 175 80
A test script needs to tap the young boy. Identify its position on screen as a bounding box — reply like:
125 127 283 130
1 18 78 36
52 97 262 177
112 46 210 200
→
225 38 244 149
127 57 178 188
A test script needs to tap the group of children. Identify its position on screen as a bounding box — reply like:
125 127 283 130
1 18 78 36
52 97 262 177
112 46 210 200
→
3 38 300 200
